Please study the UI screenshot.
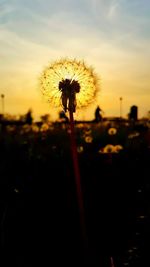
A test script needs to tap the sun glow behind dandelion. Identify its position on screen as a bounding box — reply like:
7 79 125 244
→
39 58 99 111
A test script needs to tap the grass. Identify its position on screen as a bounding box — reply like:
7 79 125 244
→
0 120 149 266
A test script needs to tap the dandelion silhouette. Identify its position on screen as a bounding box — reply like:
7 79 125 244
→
59 78 80 112
40 58 99 110
40 58 100 261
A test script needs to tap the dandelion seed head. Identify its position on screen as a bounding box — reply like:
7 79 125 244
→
101 144 115 153
128 132 140 139
85 136 93 143
39 58 100 111
40 123 49 132
77 146 84 153
114 144 123 153
14 188 19 193
108 127 117 135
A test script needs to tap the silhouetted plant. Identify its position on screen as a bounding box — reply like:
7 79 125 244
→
39 58 100 263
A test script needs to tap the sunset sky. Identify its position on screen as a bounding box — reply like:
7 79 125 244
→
0 0 150 121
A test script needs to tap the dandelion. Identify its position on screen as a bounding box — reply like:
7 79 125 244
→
39 58 99 112
76 123 84 129
128 249 133 253
99 144 116 154
31 124 39 133
6 125 16 132
103 144 115 153
108 127 117 135
77 146 84 153
85 136 93 143
137 189 142 193
40 123 49 132
85 129 92 135
22 125 31 133
137 215 145 219
14 188 19 193
135 232 140 236
40 58 100 254
114 144 123 153
128 132 140 139
98 148 104 153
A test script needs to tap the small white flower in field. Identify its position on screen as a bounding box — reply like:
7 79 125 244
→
31 124 39 133
6 125 16 132
14 188 19 193
135 232 140 236
52 145 57 150
99 144 115 153
138 189 142 193
104 144 115 153
85 129 92 135
108 127 117 135
128 132 140 139
85 136 93 143
114 145 123 153
76 123 84 129
22 125 31 133
98 148 103 153
77 146 84 153
99 144 123 154
128 249 133 253
40 123 49 132
138 215 145 219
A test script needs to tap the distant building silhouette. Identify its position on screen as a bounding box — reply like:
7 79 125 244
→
94 106 102 122
25 109 33 125
129 105 138 121
0 114 4 121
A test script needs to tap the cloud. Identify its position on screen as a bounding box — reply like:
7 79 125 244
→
88 0 121 20
107 0 121 19
0 3 16 18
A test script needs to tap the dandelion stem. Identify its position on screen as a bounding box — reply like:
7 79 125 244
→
111 256 115 267
69 110 88 257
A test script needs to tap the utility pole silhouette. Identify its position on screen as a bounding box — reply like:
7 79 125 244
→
94 105 103 122
119 97 123 118
1 94 5 115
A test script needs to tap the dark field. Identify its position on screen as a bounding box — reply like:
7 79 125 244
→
0 120 150 266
